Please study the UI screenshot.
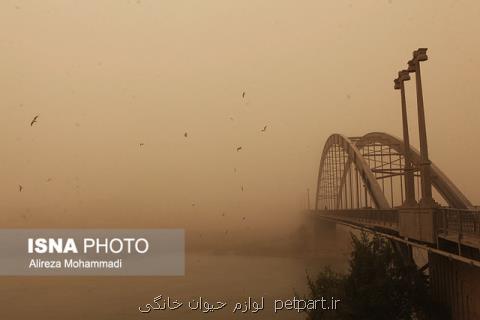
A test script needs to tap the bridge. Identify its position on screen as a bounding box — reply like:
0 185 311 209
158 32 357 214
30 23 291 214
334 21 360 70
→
306 49 480 320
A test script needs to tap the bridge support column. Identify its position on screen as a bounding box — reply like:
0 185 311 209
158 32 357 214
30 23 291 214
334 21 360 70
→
429 251 480 319
408 48 434 207
394 70 417 207
302 211 336 254
399 208 436 244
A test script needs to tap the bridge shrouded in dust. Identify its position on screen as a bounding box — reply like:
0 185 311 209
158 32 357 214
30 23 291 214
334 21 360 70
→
307 48 480 320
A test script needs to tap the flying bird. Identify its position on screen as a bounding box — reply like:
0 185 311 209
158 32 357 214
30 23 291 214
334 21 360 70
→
236 146 242 152
18 185 23 192
30 115 39 126
261 125 267 132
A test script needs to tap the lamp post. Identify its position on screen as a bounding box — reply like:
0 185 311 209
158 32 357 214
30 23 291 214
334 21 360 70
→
407 48 433 207
306 188 311 210
394 70 416 207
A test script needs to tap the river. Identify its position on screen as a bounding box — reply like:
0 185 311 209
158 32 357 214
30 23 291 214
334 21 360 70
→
0 246 351 320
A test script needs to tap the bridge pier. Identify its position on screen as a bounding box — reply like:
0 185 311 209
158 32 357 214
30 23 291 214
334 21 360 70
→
398 208 436 244
302 211 336 254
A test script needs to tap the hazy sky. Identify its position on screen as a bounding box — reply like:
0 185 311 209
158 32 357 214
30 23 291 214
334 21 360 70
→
1 0 479 230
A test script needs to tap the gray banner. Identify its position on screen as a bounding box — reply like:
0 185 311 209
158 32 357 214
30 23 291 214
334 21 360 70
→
0 229 184 276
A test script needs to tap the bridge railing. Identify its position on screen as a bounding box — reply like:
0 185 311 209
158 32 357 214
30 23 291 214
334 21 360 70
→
319 209 399 230
436 208 480 239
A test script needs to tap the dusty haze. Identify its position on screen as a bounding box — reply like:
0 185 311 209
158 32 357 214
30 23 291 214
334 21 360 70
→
1 0 480 235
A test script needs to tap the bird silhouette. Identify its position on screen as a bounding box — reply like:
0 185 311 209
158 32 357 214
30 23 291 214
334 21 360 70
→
236 146 242 152
139 143 144 146
18 185 23 192
30 115 39 126
261 125 267 132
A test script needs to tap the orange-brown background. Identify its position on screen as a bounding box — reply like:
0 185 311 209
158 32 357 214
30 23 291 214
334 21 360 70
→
1 0 479 232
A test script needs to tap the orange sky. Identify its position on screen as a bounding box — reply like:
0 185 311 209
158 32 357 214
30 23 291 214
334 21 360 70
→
1 0 479 230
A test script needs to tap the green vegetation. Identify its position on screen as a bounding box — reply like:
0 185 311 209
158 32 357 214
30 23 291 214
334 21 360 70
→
305 233 449 320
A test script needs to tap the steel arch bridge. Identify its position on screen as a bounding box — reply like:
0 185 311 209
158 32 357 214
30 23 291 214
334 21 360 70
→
310 131 480 320
308 49 480 319
315 132 473 211
313 132 480 256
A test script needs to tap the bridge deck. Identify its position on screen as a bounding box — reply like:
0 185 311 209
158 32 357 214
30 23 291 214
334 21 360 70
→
313 208 480 252
317 209 399 232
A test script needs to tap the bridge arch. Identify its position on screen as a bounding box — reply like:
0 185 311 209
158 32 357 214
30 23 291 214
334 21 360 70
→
315 132 473 211
315 134 390 210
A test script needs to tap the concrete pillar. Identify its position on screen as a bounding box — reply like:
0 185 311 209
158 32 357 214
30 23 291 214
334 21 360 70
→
394 70 417 207
407 48 433 207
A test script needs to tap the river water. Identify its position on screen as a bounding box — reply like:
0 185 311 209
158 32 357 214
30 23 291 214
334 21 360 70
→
0 248 350 320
